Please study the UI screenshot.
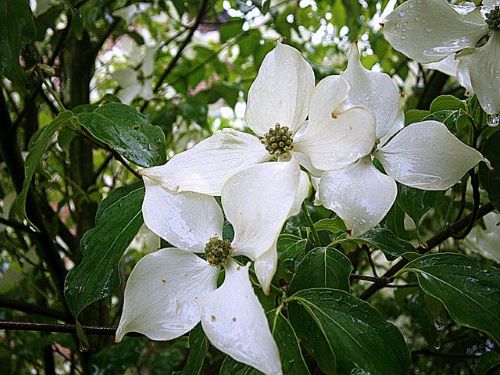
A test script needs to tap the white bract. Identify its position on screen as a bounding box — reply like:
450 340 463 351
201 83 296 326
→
317 44 486 236
112 44 155 105
141 41 375 196
383 0 500 116
116 160 307 375
465 211 500 262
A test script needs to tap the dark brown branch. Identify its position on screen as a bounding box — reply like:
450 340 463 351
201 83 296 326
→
0 217 36 234
141 0 210 111
0 320 142 336
0 298 70 321
360 202 495 300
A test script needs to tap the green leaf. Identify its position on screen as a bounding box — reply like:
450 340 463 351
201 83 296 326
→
0 0 36 84
479 130 500 210
64 183 145 317
267 311 310 375
314 217 346 234
289 288 410 375
220 357 262 375
276 234 307 277
430 95 465 113
404 109 430 125
423 110 460 132
290 247 352 293
77 103 166 167
359 227 415 261
220 18 244 42
174 325 207 375
475 351 500 375
14 111 74 219
396 184 442 226
382 203 407 238
402 253 500 344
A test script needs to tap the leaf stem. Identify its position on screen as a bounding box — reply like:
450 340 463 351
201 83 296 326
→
302 202 321 248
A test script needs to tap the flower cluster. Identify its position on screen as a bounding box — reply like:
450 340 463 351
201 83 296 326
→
383 0 500 117
116 39 486 374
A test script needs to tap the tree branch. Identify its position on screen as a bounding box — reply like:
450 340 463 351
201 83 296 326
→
0 297 70 321
0 320 142 337
360 202 495 300
141 0 210 111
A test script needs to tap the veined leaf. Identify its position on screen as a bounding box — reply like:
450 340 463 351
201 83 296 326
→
77 102 166 167
402 253 500 344
64 183 145 317
14 111 74 219
289 288 410 375
290 247 352 293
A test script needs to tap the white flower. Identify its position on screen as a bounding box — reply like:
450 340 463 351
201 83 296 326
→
316 44 485 236
116 161 306 375
423 54 473 95
465 211 500 262
383 0 500 115
112 44 155 105
140 41 375 196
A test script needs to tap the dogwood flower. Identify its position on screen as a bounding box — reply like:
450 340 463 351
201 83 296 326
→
112 43 155 105
317 44 486 236
383 0 500 116
116 161 306 375
140 42 375 196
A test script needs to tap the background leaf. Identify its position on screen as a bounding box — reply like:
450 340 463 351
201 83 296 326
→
396 184 443 227
0 0 36 84
77 103 166 167
402 253 500 344
14 111 74 219
479 130 500 210
174 324 207 375
64 183 145 317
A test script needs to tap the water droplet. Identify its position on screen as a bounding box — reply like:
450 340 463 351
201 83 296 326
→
79 343 89 352
434 319 447 331
400 35 407 40
425 27 433 33
488 114 500 127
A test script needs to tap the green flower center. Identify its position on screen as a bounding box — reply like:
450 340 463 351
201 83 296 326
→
204 237 232 266
260 123 294 157
485 5 500 31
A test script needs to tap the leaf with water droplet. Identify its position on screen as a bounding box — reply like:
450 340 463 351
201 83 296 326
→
64 182 145 318
77 102 166 167
402 253 500 344
289 288 410 375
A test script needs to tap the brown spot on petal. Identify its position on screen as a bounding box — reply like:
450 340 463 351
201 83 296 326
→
211 315 216 321
161 279 166 283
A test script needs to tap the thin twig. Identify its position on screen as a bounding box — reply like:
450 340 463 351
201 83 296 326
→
360 202 495 300
0 298 70 321
0 320 142 336
0 217 37 234
141 0 210 111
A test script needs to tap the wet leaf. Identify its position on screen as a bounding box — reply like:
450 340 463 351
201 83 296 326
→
77 102 166 167
289 288 410 375
402 253 500 344
290 247 352 293
64 183 144 318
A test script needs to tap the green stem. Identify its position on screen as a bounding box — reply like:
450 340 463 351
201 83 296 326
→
302 202 320 247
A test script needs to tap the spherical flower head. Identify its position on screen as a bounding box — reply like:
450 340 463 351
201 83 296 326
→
204 237 232 266
485 5 500 31
260 123 294 157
